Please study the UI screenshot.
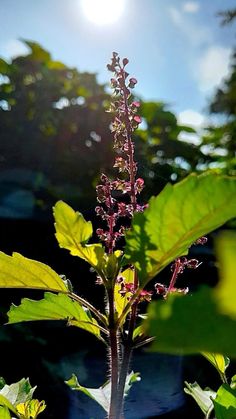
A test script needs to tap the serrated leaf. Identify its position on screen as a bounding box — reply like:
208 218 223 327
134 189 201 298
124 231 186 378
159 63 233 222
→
214 384 236 419
65 371 140 413
202 352 230 376
7 292 102 339
184 381 216 415
125 173 236 283
53 201 105 272
0 252 67 292
0 406 12 419
16 399 46 418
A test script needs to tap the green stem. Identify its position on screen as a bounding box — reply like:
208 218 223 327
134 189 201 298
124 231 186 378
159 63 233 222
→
68 292 108 327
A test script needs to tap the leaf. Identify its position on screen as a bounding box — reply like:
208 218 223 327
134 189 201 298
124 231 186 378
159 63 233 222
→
0 395 18 417
0 252 67 292
65 371 140 413
214 231 236 319
114 267 134 321
7 292 102 339
214 384 236 419
202 352 230 377
53 201 105 272
125 173 236 283
144 230 236 357
0 378 36 407
184 381 216 415
144 287 236 357
0 406 12 419
16 399 46 418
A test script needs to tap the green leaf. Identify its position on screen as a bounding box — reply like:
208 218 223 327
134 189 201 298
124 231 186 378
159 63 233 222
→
0 378 35 407
7 292 102 339
0 252 67 292
65 371 140 413
0 406 12 419
0 395 18 417
214 231 236 319
214 384 236 419
144 287 236 357
125 173 236 283
53 201 105 272
184 381 216 415
202 352 230 377
144 230 236 357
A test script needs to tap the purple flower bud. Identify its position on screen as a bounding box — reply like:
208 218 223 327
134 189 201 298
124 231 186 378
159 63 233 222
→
129 77 137 88
195 236 208 245
187 259 201 269
123 58 129 66
133 115 142 124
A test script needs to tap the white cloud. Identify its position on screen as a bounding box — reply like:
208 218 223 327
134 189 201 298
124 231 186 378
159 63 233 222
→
194 46 231 92
177 109 206 145
168 7 212 46
182 2 200 14
178 109 205 128
0 40 29 60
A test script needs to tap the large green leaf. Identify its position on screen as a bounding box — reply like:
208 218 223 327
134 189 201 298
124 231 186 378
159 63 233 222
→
214 384 236 419
144 231 236 356
53 201 105 272
65 371 140 413
125 173 236 283
7 292 102 339
0 252 67 292
215 231 236 319
145 287 236 357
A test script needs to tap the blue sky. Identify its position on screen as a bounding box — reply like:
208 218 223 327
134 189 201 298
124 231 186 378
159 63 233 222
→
0 0 235 129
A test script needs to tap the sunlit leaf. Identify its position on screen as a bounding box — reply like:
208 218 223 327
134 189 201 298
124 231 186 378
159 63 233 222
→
53 201 105 272
65 371 140 413
214 384 236 419
125 173 236 283
184 381 216 415
0 252 67 292
202 352 230 377
7 292 101 339
114 267 134 322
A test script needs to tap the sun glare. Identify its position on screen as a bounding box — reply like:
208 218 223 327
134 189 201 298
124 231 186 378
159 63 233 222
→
80 0 125 25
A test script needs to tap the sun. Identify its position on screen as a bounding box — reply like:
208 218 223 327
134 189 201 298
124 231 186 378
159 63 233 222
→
80 0 125 25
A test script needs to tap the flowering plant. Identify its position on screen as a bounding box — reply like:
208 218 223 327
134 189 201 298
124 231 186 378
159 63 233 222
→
0 53 236 418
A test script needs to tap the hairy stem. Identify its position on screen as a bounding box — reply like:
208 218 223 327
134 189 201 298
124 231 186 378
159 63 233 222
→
108 288 119 419
68 292 108 327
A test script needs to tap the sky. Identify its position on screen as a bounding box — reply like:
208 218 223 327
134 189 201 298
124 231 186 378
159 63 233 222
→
0 0 235 130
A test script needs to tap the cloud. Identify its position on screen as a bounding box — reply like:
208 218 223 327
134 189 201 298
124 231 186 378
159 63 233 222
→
182 2 200 14
194 46 231 92
177 109 206 145
168 7 212 46
178 109 205 128
0 39 29 60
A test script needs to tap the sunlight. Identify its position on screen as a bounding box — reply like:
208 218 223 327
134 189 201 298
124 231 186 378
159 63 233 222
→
80 0 125 25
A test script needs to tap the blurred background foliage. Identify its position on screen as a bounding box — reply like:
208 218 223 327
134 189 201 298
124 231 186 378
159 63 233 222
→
0 38 235 219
